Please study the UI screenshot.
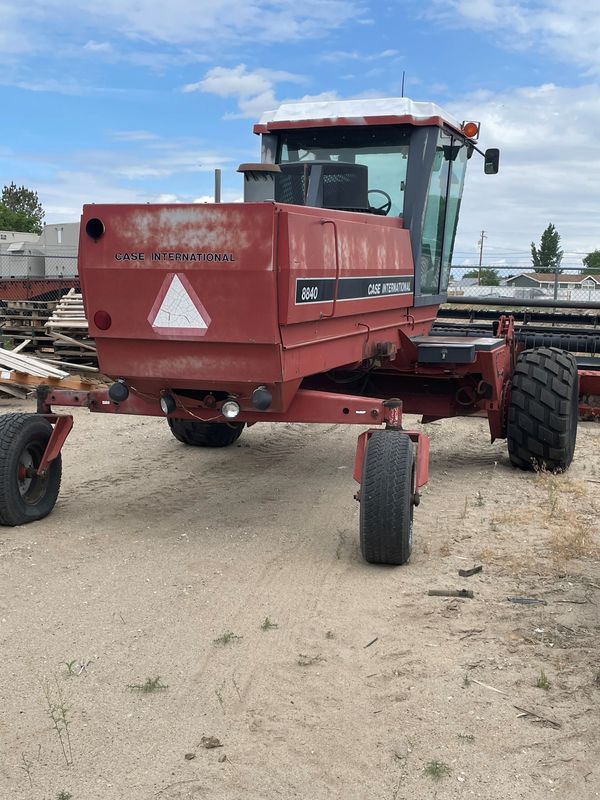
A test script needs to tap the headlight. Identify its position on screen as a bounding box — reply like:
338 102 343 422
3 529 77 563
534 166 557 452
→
221 399 241 419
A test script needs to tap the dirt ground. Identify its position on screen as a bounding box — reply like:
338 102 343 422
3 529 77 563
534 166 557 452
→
0 399 599 800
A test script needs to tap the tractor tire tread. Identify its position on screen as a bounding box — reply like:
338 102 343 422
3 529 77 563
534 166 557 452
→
0 413 62 526
168 418 244 448
359 431 414 566
507 347 578 472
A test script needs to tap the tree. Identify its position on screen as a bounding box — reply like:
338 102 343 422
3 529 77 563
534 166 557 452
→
531 223 563 274
583 249 600 274
1 183 44 234
464 267 500 286
0 204 40 234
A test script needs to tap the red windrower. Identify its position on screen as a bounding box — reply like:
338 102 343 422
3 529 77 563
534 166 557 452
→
0 97 593 564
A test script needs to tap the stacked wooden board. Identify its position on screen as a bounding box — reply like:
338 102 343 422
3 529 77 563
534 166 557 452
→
0 345 101 396
0 291 102 397
42 289 98 372
0 290 98 373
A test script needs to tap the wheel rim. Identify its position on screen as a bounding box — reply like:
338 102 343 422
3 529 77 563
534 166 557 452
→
407 462 415 552
17 443 48 505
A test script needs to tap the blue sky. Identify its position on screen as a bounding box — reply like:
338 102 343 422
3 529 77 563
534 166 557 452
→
2 0 600 269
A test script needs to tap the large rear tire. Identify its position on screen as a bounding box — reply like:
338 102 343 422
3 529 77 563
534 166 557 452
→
0 413 62 526
507 347 578 472
359 431 415 566
168 418 245 448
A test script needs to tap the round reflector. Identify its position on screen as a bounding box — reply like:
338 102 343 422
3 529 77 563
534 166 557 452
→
252 385 273 410
94 310 112 330
108 380 129 403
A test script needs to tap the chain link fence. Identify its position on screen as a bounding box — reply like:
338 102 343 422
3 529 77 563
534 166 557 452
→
449 265 600 304
0 254 79 303
0 254 82 364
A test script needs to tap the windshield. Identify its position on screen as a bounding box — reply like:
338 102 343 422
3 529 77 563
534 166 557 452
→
278 126 410 216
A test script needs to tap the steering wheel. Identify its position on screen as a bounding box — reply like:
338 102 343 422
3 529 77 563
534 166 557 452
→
368 189 392 216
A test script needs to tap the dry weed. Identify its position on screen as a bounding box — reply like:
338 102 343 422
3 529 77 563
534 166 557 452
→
547 513 598 563
536 471 587 500
492 507 537 527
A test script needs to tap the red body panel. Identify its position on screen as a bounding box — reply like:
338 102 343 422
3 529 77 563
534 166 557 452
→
79 202 436 411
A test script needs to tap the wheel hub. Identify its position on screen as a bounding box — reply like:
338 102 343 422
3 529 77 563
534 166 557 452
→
17 450 34 496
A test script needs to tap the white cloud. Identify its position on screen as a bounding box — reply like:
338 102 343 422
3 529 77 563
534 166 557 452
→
185 64 310 119
110 130 160 142
0 0 365 85
110 148 231 179
450 82 600 267
0 4 41 63
36 170 147 221
321 48 401 63
10 1 363 51
83 40 113 53
1 132 238 222
4 77 85 94
192 193 243 204
431 1 600 75
184 65 304 98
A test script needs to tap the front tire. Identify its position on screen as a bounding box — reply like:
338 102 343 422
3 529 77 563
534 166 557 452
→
359 431 415 565
0 413 62 526
507 347 578 472
168 418 245 448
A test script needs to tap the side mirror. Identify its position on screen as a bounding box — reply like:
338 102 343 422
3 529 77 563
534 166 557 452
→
484 148 500 175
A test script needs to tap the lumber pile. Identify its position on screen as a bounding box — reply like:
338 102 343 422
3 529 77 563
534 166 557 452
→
0 290 98 373
0 299 57 352
0 347 68 379
42 289 98 372
0 346 100 396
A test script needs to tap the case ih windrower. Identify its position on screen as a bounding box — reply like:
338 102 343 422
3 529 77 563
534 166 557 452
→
2 98 598 564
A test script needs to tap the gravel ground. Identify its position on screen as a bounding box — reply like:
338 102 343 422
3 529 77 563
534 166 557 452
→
0 400 599 800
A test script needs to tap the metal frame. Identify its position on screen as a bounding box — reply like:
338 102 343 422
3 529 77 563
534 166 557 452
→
32 317 516 475
402 126 459 308
37 414 73 475
29 316 600 546
35 385 434 506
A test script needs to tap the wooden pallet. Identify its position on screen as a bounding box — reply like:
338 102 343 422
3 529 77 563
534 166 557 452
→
0 345 101 392
0 370 99 392
0 299 58 351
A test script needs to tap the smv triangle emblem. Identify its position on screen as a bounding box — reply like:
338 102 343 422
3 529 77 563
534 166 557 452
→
148 273 211 336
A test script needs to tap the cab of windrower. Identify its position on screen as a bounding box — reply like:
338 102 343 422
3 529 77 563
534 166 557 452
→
240 97 500 302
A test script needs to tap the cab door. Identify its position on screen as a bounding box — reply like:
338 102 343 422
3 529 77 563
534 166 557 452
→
404 127 469 306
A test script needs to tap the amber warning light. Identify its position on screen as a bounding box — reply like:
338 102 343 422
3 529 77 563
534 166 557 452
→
462 121 480 139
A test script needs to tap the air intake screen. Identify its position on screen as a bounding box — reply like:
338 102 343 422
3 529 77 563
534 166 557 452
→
275 161 369 212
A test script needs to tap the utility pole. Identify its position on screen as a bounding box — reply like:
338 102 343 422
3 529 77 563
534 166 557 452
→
214 168 222 203
477 230 487 285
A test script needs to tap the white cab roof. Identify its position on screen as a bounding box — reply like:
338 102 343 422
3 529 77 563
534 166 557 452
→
257 97 461 132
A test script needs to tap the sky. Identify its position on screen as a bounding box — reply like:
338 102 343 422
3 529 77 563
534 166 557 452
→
2 0 600 271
